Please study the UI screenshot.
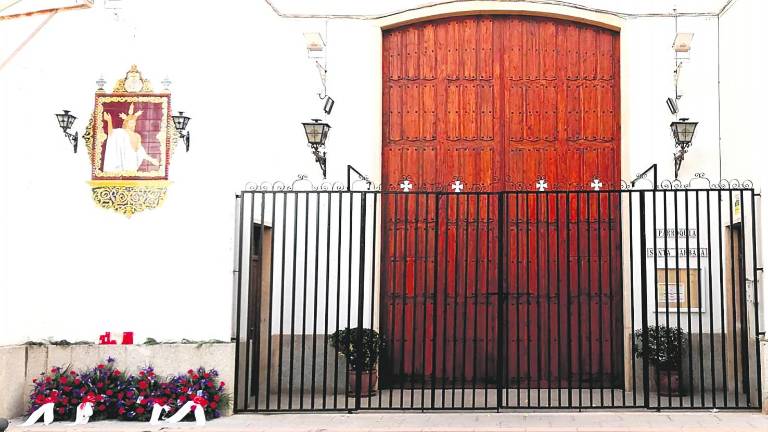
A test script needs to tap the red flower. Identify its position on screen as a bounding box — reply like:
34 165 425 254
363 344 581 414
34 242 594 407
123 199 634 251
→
50 368 57 373
207 381 214 388
70 370 77 376
98 405 106 411
97 364 105 369
149 372 155 377
63 386 72 392
74 379 81 385
118 408 126 415
181 387 188 393
106 390 113 396
32 378 37 383
60 397 69 405
113 370 121 376
135 407 145 414
59 376 68 383
213 395 220 401
44 377 52 383
57 407 65 414
187 369 194 375
117 392 124 400
179 396 187 403
220 381 226 388
138 381 149 390
139 371 145 376
96 382 104 388
210 402 217 409
204 373 210 378
192 374 199 380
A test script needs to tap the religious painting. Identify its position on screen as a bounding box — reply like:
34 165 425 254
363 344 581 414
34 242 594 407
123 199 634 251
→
655 268 705 312
91 96 170 179
83 65 180 217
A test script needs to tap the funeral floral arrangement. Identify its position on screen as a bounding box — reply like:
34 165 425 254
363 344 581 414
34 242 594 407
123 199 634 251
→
27 357 230 422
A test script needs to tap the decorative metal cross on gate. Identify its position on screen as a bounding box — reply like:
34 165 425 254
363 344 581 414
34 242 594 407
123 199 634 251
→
451 180 464 193
399 179 413 192
535 179 548 191
591 178 603 191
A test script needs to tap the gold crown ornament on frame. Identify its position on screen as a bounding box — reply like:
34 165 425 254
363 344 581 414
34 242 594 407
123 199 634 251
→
82 65 181 217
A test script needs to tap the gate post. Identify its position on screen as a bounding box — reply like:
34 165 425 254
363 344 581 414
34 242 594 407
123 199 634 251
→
354 192 368 411
496 192 506 411
638 191 650 408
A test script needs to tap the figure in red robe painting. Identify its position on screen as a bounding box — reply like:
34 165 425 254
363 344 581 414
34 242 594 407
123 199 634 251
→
102 103 159 173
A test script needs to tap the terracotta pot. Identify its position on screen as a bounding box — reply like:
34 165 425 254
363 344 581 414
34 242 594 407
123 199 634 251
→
657 369 681 396
346 368 378 397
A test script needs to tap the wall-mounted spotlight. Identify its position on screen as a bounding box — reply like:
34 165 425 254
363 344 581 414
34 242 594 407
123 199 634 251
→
302 119 331 178
55 110 79 153
666 97 678 115
671 117 698 179
172 111 191 152
323 96 335 115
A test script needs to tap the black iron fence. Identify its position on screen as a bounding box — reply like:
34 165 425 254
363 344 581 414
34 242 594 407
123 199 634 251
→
232 182 761 412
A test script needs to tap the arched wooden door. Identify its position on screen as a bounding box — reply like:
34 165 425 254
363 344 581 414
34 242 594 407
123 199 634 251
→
381 15 621 390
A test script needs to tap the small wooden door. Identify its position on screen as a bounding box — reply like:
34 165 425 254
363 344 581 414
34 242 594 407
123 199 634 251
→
382 15 621 388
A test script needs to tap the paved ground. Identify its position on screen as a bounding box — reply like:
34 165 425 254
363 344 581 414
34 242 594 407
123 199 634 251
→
7 411 768 432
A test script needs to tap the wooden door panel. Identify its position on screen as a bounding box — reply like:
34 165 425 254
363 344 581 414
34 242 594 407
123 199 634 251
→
383 16 620 389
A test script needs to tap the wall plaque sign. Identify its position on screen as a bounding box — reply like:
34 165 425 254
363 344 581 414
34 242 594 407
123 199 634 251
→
82 65 179 216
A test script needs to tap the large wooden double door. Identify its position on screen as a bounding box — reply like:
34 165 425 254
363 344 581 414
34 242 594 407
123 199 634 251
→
381 15 621 388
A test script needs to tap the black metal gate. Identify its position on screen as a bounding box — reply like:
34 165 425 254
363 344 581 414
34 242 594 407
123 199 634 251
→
231 178 761 412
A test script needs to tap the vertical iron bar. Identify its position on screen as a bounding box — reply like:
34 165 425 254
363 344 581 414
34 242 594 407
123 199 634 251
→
672 190 683 408
452 194 461 408
472 194 481 408
555 191 563 407
311 192 321 410
566 191 573 408
694 191 705 407
628 191 637 407
420 193 431 409
431 194 441 409
496 192 505 411
334 192 344 409
244 194 255 410
322 192 332 409
484 194 492 407
706 191 716 408
727 190 739 407
410 194 421 407
749 190 762 409
662 190 670 409
576 192 583 408
369 193 378 409
234 194 245 411
253 193 266 410
607 191 615 406
299 193 310 410
346 192 355 411
545 192 553 406
441 194 450 408
400 192 409 409
388 193 399 409
265 192 278 410
586 191 593 407
738 189 751 407
597 190 605 407
535 192 542 407
683 191 694 408
639 191 650 409
526 193 533 408
277 192 289 410
461 194 470 408
288 193 300 410
717 191 728 408
354 193 368 411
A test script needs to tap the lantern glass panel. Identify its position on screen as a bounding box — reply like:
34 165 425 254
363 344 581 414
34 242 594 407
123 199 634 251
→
670 120 698 146
66 114 76 129
56 113 68 129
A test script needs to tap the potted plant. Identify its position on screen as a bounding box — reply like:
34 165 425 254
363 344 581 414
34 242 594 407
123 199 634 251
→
633 325 687 395
329 328 385 397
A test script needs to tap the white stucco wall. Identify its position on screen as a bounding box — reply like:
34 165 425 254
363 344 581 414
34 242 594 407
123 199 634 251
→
0 0 759 344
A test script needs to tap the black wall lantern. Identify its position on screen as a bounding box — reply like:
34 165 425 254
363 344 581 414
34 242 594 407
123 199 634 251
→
302 118 331 178
55 109 78 153
172 111 191 152
670 117 698 179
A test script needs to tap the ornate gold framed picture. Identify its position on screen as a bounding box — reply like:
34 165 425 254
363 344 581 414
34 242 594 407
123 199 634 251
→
91 94 171 180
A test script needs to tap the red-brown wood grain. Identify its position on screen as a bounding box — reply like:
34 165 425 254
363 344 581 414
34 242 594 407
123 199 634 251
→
382 15 621 389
